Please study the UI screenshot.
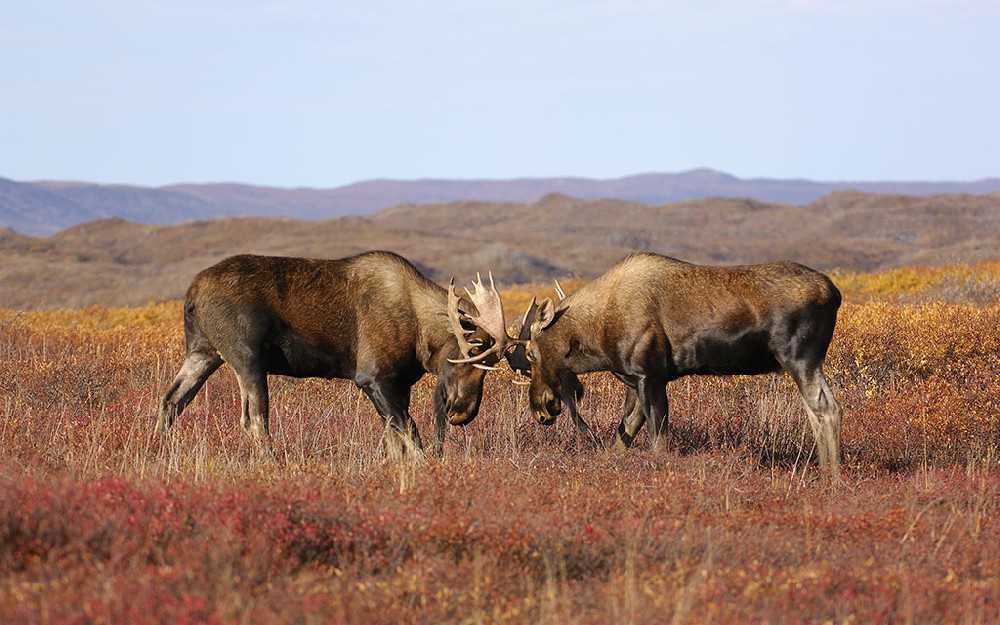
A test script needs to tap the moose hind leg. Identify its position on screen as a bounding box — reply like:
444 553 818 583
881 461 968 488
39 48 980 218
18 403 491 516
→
158 350 223 433
232 367 270 439
794 368 843 481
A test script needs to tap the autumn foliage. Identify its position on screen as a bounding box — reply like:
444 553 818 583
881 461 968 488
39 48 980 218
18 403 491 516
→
1 262 998 624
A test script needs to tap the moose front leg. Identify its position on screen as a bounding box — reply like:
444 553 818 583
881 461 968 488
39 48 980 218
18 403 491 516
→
431 382 449 458
638 376 669 451
360 376 426 462
562 373 598 448
385 412 425 462
615 387 646 449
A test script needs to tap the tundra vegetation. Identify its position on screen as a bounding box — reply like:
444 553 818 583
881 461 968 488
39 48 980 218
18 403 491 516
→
1 261 999 624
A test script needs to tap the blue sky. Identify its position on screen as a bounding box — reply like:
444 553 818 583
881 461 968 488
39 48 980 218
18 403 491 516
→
3 1 999 187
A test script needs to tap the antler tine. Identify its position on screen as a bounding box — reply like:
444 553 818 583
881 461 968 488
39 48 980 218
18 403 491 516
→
511 296 536 338
554 279 566 301
447 278 480 359
462 271 507 342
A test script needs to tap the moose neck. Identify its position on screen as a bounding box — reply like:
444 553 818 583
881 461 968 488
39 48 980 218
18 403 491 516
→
550 297 612 374
414 284 464 375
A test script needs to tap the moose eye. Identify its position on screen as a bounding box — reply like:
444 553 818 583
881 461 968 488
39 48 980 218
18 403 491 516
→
526 347 538 364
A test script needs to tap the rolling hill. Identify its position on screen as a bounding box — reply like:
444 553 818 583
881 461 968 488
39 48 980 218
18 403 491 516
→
1 190 997 309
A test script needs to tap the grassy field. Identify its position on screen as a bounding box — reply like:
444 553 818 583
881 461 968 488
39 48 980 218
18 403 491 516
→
1 263 998 624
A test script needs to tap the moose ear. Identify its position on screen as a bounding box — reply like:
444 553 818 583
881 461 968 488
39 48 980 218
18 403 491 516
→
533 297 564 331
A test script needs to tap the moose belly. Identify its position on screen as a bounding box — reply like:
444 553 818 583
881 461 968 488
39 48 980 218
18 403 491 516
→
671 329 781 377
263 331 351 379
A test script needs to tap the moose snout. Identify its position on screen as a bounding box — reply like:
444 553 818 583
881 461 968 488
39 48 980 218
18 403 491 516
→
532 390 561 425
535 411 558 426
445 394 477 425
443 387 482 426
448 410 476 426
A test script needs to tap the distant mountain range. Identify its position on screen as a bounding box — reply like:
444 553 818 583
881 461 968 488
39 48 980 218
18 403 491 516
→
3 168 1000 236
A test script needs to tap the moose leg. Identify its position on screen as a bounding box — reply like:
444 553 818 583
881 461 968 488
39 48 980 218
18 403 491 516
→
638 377 669 451
233 368 270 439
788 366 843 482
563 373 597 447
431 382 448 458
566 399 597 448
359 377 425 461
387 412 424 462
158 349 223 433
224 359 276 461
615 387 646 449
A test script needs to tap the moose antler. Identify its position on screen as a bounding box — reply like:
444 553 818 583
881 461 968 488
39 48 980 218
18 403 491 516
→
511 280 567 339
447 278 484 361
554 279 566 301
446 272 518 365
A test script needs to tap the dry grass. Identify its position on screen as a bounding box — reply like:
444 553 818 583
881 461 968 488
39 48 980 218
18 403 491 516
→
1 263 998 624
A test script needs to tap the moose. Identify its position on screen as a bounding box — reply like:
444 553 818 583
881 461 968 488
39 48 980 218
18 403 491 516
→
159 252 503 458
462 252 845 480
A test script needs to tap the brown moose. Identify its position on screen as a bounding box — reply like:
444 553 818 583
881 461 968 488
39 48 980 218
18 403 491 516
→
462 252 845 480
158 252 501 458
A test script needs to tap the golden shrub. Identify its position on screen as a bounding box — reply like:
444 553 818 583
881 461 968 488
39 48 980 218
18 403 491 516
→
830 301 1000 380
831 261 1000 303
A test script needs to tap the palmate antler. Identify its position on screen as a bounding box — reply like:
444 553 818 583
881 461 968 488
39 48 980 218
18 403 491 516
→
447 272 519 367
447 278 484 361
